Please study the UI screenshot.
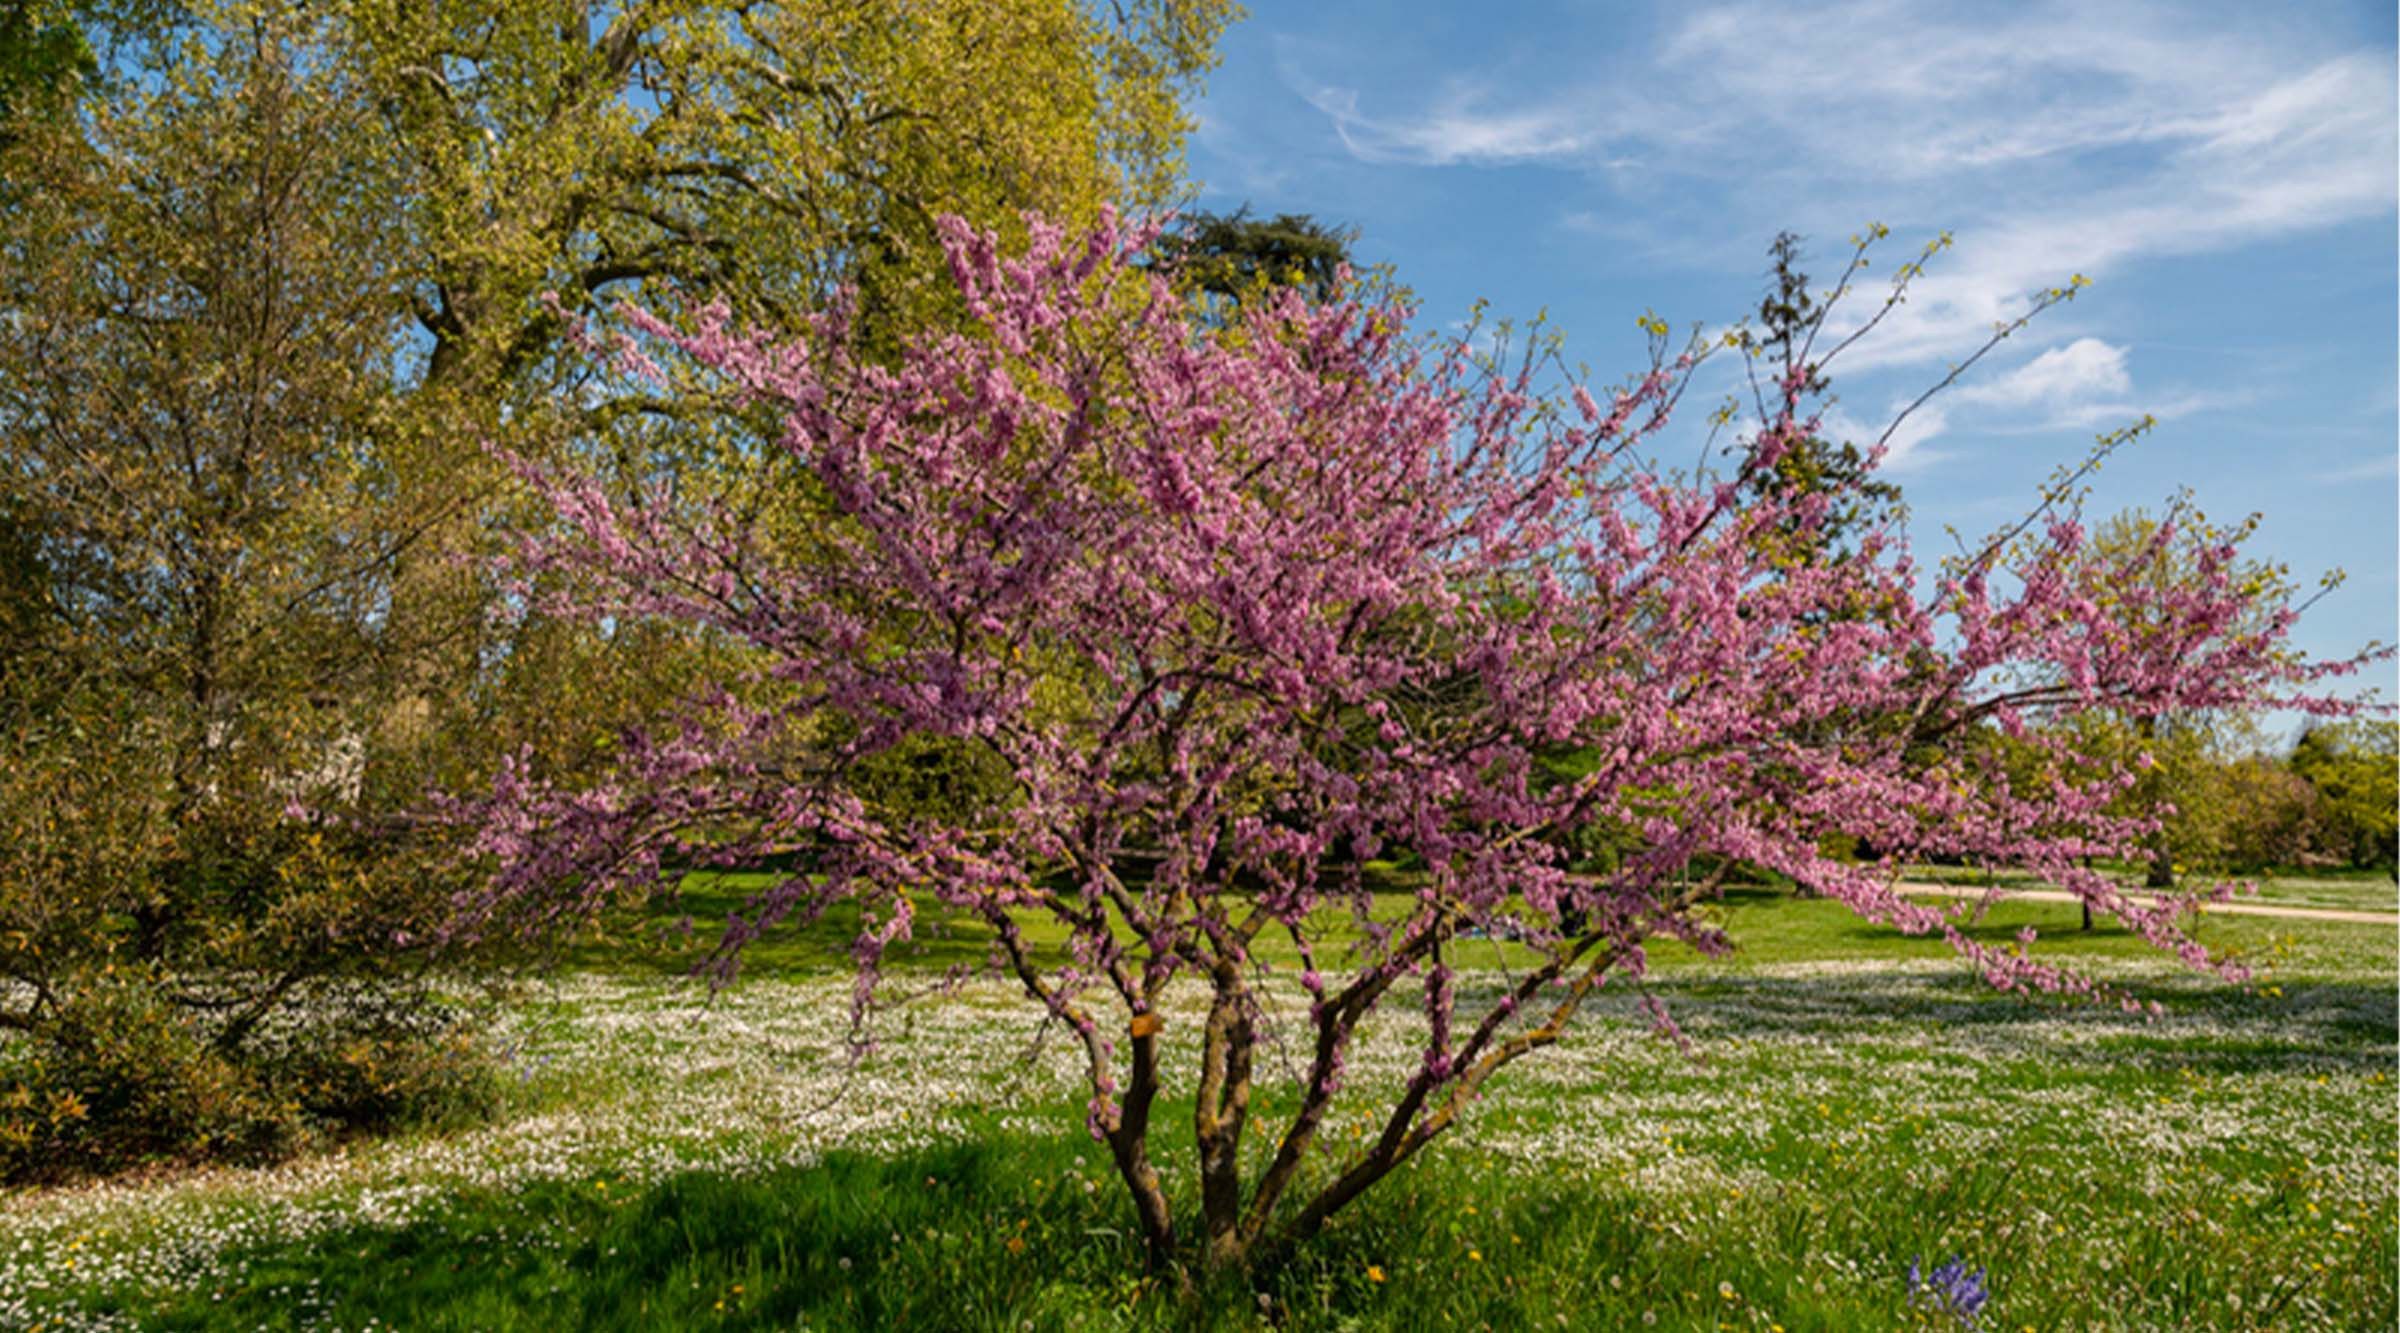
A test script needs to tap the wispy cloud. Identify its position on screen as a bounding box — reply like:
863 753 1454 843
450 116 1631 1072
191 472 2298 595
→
1956 339 2130 410
1820 403 1953 475
1293 79 1655 171
1297 81 1609 167
2315 454 2400 485
1284 0 2397 383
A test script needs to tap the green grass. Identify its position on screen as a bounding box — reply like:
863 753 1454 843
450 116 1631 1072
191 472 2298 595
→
9 881 2394 1331
1900 862 2399 915
66 1118 2391 1332
551 870 2390 988
2231 874 2399 914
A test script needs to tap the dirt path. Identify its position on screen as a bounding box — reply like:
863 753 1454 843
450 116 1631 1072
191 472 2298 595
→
1896 882 2398 926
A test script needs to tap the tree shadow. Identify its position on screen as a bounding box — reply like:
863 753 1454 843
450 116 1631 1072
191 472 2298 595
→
1447 963 2397 1079
87 1117 2397 1333
115 1138 1164 1331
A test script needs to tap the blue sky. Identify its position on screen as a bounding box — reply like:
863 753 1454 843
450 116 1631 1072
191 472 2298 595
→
1184 0 2397 724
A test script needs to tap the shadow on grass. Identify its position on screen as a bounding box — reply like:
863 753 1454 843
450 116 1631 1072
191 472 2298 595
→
115 1139 1154 1332
531 877 2391 996
76 1119 2400 1333
1444 963 2398 1079
38 1133 1984 1332
94 1135 1700 1332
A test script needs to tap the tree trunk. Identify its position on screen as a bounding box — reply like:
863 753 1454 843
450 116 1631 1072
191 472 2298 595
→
1107 1020 1177 1273
1194 973 1256 1272
2144 841 2175 889
2137 714 2175 889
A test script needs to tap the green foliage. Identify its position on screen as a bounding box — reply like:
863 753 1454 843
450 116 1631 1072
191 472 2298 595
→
2290 721 2398 871
0 674 501 1183
0 971 302 1178
0 968 497 1183
1737 231 1905 562
1151 207 1358 313
2025 704 2386 881
2186 754 2330 874
0 0 1237 1179
0 1 92 141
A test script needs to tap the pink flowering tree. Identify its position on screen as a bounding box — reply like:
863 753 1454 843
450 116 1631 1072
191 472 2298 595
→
448 212 2372 1273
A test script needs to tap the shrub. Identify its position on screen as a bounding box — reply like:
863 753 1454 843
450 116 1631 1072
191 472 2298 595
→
0 969 496 1185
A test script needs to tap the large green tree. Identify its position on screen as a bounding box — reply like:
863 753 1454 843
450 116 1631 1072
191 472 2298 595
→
333 0 1231 391
1149 207 1357 322
2289 720 2398 872
0 0 1236 1176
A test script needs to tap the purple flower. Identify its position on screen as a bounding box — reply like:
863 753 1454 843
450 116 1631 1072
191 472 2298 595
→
1908 1256 1990 1328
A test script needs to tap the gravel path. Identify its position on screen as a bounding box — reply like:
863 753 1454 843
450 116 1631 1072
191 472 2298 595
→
1897 881 2398 925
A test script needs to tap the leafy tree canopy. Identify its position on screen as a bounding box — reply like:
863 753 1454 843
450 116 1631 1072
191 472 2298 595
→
1150 206 1358 312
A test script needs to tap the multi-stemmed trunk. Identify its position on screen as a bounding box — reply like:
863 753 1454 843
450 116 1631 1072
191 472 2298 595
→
1013 870 1729 1279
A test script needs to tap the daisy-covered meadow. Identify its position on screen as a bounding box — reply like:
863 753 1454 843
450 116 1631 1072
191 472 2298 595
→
8 885 2391 1330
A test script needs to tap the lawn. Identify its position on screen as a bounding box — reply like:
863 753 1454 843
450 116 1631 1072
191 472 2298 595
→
1899 863 2400 916
5 887 2393 1331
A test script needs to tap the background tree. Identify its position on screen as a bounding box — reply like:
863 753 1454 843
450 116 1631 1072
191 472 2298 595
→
1732 231 1905 564
2063 502 2326 888
1149 206 1358 322
0 10 496 1175
448 214 2373 1278
2289 720 2398 872
2204 752 2331 873
0 0 1237 1177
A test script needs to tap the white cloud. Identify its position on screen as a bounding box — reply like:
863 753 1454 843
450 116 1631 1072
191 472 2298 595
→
1956 339 2130 410
2029 386 2252 432
1820 403 1952 475
1284 1 2397 380
1293 78 1639 168
1878 404 1951 474
2315 454 2399 485
1818 47 2396 374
